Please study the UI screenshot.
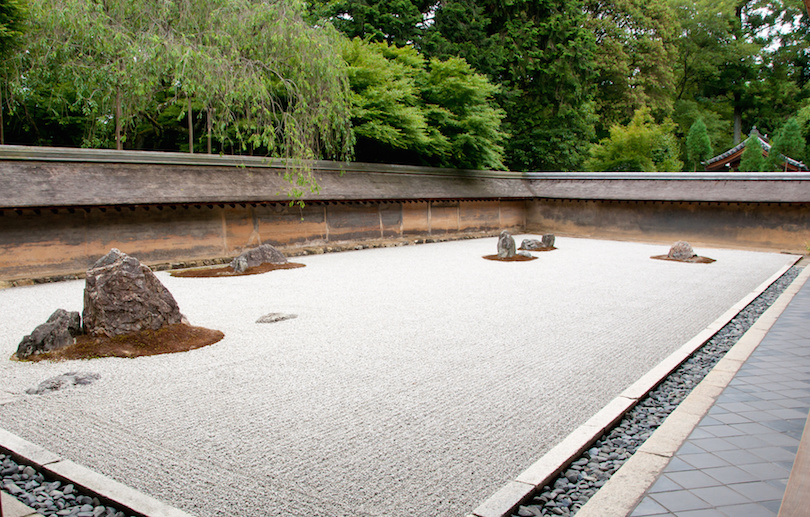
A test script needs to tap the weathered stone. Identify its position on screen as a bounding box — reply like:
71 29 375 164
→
521 239 544 251
25 372 101 395
497 230 516 259
230 243 288 273
518 251 534 258
667 241 697 261
541 233 556 248
83 249 185 337
15 309 82 359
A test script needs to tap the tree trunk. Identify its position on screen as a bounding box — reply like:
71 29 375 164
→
0 82 4 146
733 92 742 145
188 96 193 154
207 107 212 154
116 86 123 150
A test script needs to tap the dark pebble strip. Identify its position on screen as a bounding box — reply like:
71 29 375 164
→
2 454 136 517
512 266 802 517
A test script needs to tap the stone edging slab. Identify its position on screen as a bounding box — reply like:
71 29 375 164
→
0 428 195 517
469 257 805 517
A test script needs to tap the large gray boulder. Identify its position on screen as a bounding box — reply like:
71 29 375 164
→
541 234 556 248
15 309 82 359
230 244 288 273
83 249 185 337
667 241 697 261
497 231 517 259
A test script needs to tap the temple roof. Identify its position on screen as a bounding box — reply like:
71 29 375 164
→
704 127 807 172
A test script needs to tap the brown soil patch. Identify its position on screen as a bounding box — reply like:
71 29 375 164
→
170 262 306 278
518 246 557 252
15 324 224 362
482 254 538 262
651 255 716 264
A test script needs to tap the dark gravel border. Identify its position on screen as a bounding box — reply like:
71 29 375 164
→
512 266 802 517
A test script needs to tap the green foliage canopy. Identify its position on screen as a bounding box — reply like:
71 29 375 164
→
585 107 683 172
342 38 505 169
7 0 354 195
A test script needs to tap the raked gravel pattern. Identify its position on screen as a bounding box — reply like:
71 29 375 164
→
511 266 801 517
0 236 799 517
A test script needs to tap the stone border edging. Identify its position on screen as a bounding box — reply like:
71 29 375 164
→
0 428 196 517
469 257 804 517
574 262 810 517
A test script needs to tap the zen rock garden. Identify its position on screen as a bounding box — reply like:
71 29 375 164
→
13 248 223 362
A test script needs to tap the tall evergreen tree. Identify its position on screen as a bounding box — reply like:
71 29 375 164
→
424 0 597 171
584 0 677 137
686 119 713 171
768 117 806 170
739 134 765 171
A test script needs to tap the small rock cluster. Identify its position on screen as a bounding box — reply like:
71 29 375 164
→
511 266 800 517
1 453 134 517
497 231 547 259
230 243 288 273
14 249 186 360
521 235 556 251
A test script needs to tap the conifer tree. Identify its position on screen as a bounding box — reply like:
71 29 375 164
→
686 119 713 171
768 117 805 171
739 135 765 172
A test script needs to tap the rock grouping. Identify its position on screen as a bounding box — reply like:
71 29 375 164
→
13 248 206 361
1 453 134 517
511 266 800 517
230 243 289 274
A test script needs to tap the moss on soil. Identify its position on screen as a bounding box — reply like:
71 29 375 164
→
170 262 305 277
650 255 716 264
482 254 538 262
14 324 224 362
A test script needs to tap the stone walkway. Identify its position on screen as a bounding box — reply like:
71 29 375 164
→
629 273 810 517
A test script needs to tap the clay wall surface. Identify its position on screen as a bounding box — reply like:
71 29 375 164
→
1 146 809 282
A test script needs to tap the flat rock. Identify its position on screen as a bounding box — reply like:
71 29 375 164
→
83 249 185 337
26 372 101 395
256 313 298 324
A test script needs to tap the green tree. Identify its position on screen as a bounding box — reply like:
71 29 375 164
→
422 0 597 171
686 119 713 171
308 0 431 46
768 117 806 170
341 38 505 169
739 133 766 171
584 107 683 171
0 0 25 57
7 0 354 197
584 0 677 137
419 56 506 170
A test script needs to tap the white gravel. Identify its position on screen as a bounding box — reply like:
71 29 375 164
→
0 236 798 517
